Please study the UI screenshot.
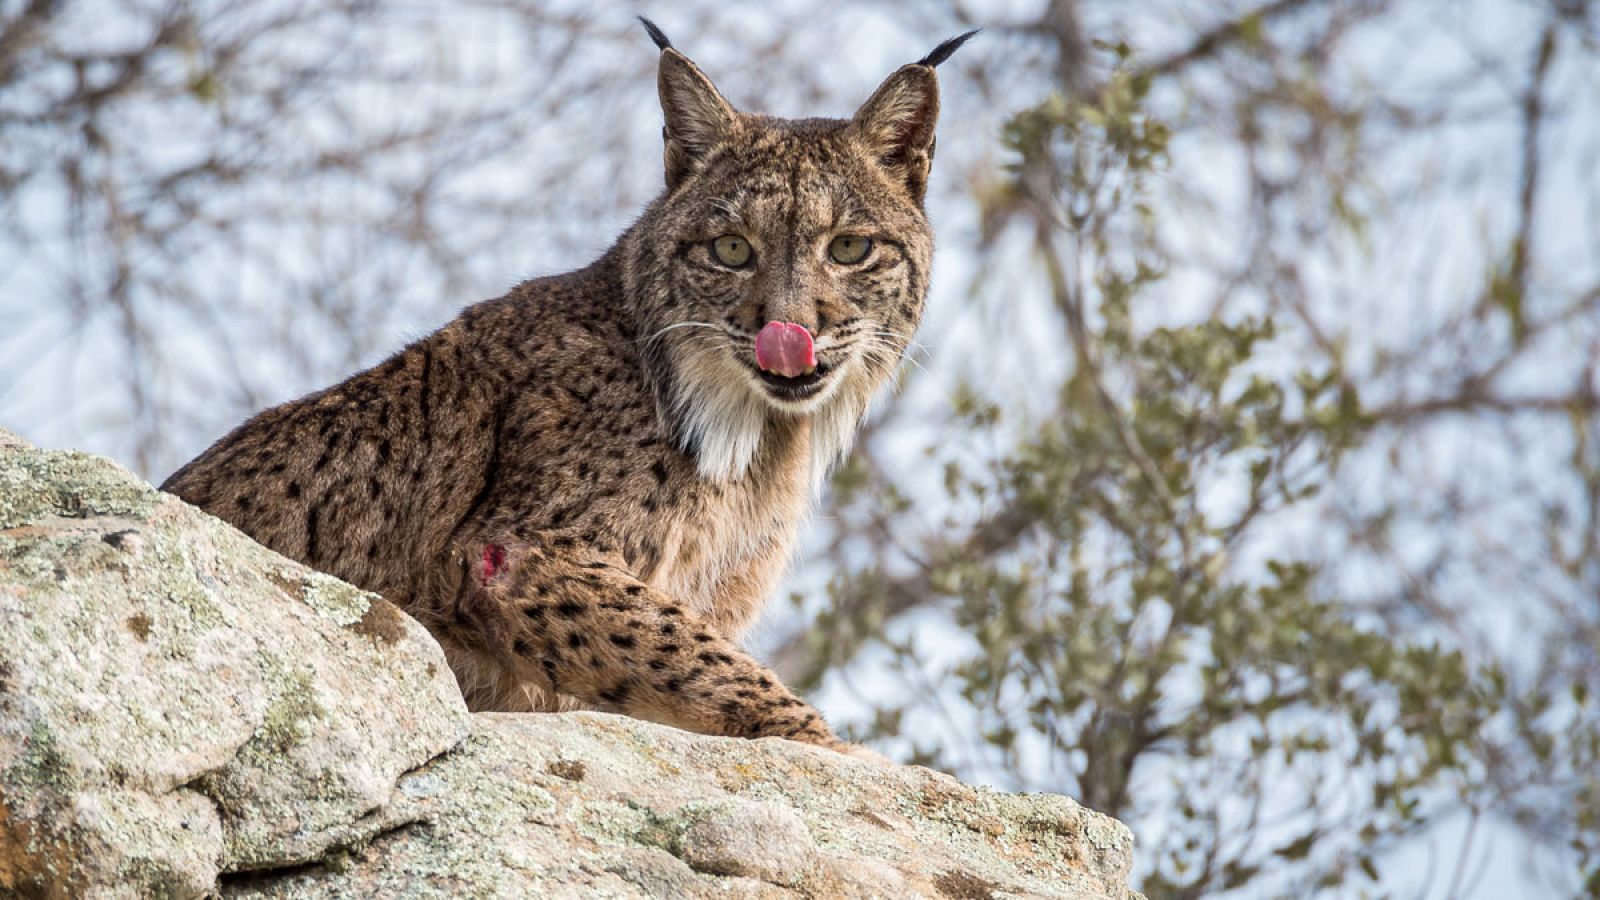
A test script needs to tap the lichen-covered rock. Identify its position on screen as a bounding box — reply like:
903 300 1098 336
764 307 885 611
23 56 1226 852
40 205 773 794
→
0 429 1138 898
0 429 470 897
672 799 818 885
224 713 1136 899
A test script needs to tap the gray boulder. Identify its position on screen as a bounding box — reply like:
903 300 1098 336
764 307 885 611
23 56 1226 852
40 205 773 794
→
0 429 1137 898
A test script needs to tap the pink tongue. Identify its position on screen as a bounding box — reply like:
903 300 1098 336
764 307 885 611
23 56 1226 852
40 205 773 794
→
754 321 816 378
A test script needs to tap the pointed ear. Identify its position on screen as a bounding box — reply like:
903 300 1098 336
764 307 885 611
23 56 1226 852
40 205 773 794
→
851 64 941 204
658 48 739 190
851 31 975 204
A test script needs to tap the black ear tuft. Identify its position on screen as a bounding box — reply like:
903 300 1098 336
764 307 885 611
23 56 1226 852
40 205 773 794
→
638 16 673 51
917 29 979 68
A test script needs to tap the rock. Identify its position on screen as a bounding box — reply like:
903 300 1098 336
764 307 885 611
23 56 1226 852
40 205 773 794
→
0 429 470 897
221 714 1137 899
0 429 1139 898
673 799 818 884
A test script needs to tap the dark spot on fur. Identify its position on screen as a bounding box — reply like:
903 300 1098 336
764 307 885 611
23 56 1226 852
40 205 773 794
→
304 506 320 560
418 349 434 422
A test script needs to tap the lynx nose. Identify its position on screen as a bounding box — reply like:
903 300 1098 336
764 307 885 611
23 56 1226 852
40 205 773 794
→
754 321 816 378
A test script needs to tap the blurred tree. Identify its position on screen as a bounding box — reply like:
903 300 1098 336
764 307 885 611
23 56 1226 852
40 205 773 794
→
0 1 636 470
801 57 1500 896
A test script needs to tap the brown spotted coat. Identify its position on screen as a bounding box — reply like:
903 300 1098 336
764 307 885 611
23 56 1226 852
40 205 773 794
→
164 28 970 753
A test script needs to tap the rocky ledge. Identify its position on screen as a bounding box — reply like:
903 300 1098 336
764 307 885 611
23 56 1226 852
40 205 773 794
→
0 428 1136 898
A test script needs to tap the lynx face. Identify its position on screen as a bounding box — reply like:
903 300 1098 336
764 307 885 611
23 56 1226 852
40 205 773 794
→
625 41 947 484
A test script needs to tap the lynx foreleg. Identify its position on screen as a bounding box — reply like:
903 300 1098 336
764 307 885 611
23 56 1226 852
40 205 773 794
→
458 539 847 752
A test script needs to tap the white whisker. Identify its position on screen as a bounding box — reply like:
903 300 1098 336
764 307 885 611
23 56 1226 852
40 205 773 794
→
866 330 933 358
851 336 928 378
638 321 728 348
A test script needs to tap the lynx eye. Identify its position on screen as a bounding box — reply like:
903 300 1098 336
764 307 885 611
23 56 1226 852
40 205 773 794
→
711 235 753 269
828 235 872 265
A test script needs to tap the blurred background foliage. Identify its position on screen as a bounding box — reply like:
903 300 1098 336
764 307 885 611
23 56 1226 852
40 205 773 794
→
3 1 1598 896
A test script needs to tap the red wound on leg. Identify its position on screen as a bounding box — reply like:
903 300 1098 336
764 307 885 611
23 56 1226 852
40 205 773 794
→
481 543 508 582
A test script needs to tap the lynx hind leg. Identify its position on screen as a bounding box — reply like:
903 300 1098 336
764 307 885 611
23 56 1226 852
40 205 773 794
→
463 539 849 752
434 638 584 713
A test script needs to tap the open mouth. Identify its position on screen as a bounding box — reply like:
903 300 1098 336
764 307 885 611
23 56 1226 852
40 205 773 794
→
755 362 832 401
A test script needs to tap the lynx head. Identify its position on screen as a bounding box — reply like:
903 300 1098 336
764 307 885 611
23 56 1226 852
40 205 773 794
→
623 20 974 484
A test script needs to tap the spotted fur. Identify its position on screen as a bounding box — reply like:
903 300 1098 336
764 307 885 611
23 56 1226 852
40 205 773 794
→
162 25 967 753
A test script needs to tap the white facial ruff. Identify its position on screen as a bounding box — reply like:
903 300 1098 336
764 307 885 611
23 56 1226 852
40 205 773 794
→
668 350 874 487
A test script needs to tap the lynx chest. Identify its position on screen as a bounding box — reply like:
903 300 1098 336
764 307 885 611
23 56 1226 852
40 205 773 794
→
639 438 813 639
